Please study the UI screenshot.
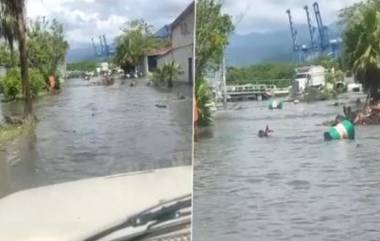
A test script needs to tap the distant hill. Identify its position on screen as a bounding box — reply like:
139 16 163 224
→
66 47 98 63
66 43 116 63
226 23 341 67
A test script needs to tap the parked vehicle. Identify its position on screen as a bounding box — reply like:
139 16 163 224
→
292 65 326 94
347 82 362 92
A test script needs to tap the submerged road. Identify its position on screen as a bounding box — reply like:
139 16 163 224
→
194 93 380 241
0 77 192 198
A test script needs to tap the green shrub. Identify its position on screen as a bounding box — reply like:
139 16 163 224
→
30 69 47 96
195 78 213 126
152 68 165 85
1 68 21 100
151 61 182 87
0 68 47 101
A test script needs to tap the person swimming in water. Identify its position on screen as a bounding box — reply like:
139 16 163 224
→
258 125 273 137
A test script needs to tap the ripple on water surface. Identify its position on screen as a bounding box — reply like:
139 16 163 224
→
194 98 380 241
0 78 192 197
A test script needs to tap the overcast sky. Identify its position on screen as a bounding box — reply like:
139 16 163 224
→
26 0 192 49
222 0 364 34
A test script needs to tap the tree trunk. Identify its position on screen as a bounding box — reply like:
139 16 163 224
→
9 43 15 67
16 11 33 122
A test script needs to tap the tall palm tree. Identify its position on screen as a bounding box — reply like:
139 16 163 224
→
342 2 380 101
0 0 33 121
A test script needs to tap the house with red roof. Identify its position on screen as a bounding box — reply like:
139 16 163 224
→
145 2 194 85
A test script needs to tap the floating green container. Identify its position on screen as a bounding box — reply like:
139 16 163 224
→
269 100 283 110
324 119 355 141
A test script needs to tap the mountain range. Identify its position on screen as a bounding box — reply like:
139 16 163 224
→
225 23 341 67
66 23 342 65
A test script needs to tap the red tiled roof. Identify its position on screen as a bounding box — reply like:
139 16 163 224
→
146 47 172 56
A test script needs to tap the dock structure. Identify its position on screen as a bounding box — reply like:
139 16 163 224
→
226 83 290 101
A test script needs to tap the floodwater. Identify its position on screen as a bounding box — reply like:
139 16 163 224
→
193 93 380 241
0 77 192 198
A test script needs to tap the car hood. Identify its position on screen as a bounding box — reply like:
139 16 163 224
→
0 166 192 241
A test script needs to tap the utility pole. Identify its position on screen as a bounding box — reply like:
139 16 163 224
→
222 55 227 108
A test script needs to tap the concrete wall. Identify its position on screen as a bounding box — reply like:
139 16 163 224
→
157 8 194 84
171 10 194 50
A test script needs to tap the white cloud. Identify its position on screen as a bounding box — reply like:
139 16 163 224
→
25 0 192 49
223 0 364 34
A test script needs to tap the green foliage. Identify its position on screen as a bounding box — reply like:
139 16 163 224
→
1 68 21 100
152 61 182 87
163 61 182 87
0 68 46 100
340 0 380 100
0 9 16 66
196 0 234 77
29 68 47 96
196 0 234 126
326 69 344 85
1 0 36 120
152 68 165 85
115 19 162 73
27 17 69 83
226 63 294 87
310 56 341 70
67 61 98 72
195 78 213 126
0 42 12 66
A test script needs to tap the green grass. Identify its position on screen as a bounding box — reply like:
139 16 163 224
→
0 123 34 146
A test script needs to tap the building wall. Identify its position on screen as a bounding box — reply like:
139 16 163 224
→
171 10 194 50
157 7 194 84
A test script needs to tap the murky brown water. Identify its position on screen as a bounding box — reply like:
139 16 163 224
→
193 93 380 241
0 78 192 198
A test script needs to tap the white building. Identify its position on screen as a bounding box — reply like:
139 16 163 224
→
146 2 194 85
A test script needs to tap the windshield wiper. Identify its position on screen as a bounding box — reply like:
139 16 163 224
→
83 194 191 241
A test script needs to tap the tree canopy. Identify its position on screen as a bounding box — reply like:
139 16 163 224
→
340 0 380 100
114 19 163 73
195 0 234 126
67 61 98 72
195 0 234 78
27 17 69 82
227 63 295 87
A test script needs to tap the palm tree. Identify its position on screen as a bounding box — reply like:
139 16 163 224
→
0 0 33 121
342 2 380 102
0 12 16 66
195 78 213 126
163 61 182 88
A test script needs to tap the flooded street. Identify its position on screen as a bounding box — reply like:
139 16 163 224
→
194 94 380 241
0 78 192 198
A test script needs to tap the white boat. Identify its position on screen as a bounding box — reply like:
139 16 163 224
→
0 166 192 241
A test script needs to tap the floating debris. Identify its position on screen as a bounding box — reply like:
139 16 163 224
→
155 104 167 108
324 119 355 141
269 100 283 110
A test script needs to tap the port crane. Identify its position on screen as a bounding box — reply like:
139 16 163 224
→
286 2 341 61
304 5 317 51
313 2 329 52
90 34 112 57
